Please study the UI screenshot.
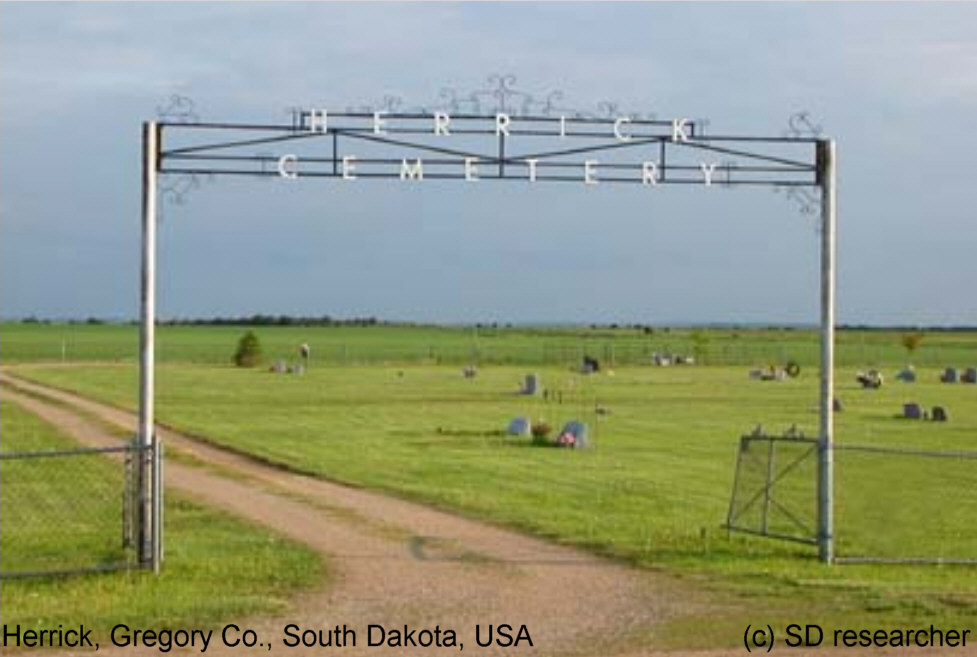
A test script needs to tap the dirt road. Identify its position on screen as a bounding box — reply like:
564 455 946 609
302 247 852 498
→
1 374 682 656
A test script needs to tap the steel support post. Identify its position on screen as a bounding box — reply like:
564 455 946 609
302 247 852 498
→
817 139 837 564
139 121 160 573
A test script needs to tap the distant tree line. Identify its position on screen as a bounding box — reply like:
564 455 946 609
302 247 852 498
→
8 316 977 332
162 314 384 327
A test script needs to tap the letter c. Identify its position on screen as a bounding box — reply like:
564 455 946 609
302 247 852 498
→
613 117 632 142
278 154 298 179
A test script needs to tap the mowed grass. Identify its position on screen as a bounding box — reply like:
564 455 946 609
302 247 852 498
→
0 400 323 636
11 356 977 644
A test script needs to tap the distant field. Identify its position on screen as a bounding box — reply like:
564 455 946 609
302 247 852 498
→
2 321 976 367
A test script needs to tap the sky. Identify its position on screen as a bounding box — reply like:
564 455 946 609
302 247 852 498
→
2 1 976 326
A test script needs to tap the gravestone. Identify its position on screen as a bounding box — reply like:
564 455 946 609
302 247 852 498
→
896 368 916 383
857 370 883 389
559 421 589 449
962 368 977 384
941 367 958 383
931 406 949 422
507 417 530 436
521 373 539 395
903 403 923 420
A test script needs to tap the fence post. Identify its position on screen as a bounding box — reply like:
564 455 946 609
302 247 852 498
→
139 121 161 573
816 139 837 564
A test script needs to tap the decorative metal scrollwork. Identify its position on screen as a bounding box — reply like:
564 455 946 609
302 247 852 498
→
344 74 659 122
156 95 211 206
773 185 821 216
784 111 822 139
774 110 824 218
156 95 199 124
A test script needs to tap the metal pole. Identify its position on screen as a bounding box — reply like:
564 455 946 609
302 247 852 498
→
139 121 160 573
817 139 836 564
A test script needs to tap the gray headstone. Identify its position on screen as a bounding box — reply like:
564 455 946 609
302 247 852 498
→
962 368 977 384
273 359 286 374
896 369 916 383
903 403 923 420
941 367 958 383
559 421 589 449
521 373 539 396
931 406 949 422
507 417 530 436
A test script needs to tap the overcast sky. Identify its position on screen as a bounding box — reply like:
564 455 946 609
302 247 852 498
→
2 2 975 325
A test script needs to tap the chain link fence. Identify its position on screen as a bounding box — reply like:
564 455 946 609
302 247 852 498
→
0 443 141 578
726 434 977 564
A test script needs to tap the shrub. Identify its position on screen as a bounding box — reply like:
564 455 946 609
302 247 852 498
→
900 332 924 359
233 331 262 367
530 421 552 446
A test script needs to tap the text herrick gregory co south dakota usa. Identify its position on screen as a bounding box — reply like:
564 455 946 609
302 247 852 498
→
276 110 724 186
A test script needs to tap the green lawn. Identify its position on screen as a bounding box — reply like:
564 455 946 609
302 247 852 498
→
0 400 323 636
4 322 977 646
9 359 977 643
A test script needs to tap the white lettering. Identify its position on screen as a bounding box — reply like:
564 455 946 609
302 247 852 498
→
342 156 357 180
700 162 718 186
464 158 479 182
642 161 659 186
400 159 424 180
278 154 298 179
373 112 388 135
307 109 328 133
525 159 539 182
434 112 451 136
613 117 632 142
584 160 598 185
559 115 567 138
672 118 691 142
496 113 511 137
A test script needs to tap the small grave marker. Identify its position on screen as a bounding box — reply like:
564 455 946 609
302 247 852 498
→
903 403 923 420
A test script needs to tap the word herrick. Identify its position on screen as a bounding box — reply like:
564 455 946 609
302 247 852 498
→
299 109 696 143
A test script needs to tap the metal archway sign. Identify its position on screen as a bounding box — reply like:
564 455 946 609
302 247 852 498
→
137 80 837 572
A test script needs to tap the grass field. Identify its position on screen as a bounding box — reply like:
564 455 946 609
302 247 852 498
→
3 321 977 368
3 323 977 643
0 399 323 635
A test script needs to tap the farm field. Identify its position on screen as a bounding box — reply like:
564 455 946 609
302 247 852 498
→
3 323 977 642
0 398 323 636
3 321 977 368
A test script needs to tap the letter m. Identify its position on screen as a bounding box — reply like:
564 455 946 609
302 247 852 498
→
400 159 424 181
